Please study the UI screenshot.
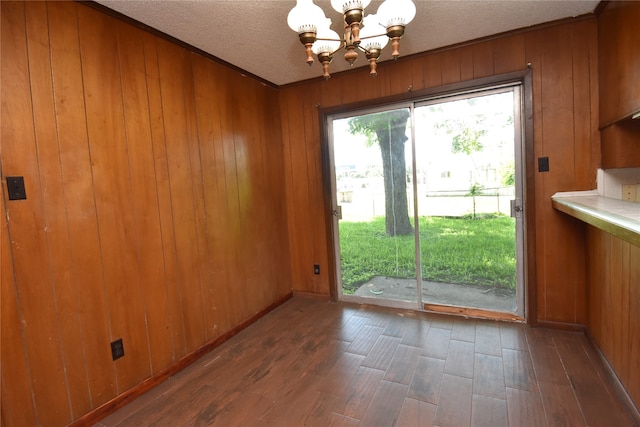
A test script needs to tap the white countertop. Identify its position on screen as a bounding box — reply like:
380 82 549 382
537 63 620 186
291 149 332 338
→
552 191 640 246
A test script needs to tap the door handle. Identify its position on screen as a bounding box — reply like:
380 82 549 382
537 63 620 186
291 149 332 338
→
510 199 523 218
332 206 342 220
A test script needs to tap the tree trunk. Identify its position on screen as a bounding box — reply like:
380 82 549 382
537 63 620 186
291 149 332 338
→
376 111 413 236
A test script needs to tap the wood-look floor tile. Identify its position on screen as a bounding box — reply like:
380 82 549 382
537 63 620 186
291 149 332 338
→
538 381 587 426
361 335 401 371
345 325 384 356
396 397 437 427
336 313 368 342
452 319 477 342
327 413 360 426
471 394 508 427
98 297 636 427
408 356 445 404
382 315 410 338
304 392 347 427
475 323 502 356
505 388 547 427
553 335 635 426
422 327 452 359
445 339 475 378
316 352 365 397
434 374 473 427
384 344 422 385
400 319 431 348
527 338 568 385
259 373 324 425
341 366 385 419
358 380 408 426
499 323 528 351
473 353 505 399
502 348 536 391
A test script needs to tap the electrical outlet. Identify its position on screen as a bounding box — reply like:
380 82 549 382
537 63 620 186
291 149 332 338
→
622 184 637 202
111 338 124 361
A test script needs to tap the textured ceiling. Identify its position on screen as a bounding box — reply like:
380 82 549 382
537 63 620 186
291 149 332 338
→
94 0 599 86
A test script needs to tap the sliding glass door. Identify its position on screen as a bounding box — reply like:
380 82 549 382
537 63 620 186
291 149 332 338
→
329 85 525 317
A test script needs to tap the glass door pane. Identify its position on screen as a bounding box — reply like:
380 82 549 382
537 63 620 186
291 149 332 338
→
331 108 418 306
414 90 519 314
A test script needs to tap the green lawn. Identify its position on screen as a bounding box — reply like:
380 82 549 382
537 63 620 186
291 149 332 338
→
339 215 516 294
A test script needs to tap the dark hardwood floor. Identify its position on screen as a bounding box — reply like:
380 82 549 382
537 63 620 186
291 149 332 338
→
98 296 635 426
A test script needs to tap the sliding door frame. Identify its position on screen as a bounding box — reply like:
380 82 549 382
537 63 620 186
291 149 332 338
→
319 69 537 323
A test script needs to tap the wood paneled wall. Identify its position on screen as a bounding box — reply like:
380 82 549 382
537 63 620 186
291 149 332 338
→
587 227 640 411
598 1 640 127
1 2 292 426
598 1 640 169
279 17 600 325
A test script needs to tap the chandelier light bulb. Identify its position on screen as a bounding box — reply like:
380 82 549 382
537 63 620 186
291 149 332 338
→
312 26 342 55
377 0 416 28
287 0 326 33
330 0 371 14
359 14 389 51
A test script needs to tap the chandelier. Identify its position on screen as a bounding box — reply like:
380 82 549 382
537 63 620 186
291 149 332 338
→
287 0 416 79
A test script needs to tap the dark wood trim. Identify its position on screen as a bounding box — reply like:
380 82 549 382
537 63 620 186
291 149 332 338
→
79 1 279 90
319 110 339 302
594 1 611 17
522 70 538 326
292 290 331 300
319 70 531 116
585 330 640 425
535 320 586 332
69 292 294 427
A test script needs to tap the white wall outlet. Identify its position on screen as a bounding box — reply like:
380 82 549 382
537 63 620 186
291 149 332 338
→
622 184 637 201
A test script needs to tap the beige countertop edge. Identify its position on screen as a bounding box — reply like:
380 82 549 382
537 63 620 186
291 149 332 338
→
552 193 640 247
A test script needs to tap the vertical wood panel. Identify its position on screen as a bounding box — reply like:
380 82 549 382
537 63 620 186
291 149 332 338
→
25 2 91 418
141 31 187 358
116 21 174 372
629 244 640 405
78 5 151 393
1 177 37 427
47 1 116 408
1 2 72 424
190 56 234 336
422 52 442 89
219 67 250 321
472 42 494 78
587 227 640 412
156 38 208 349
492 34 526 74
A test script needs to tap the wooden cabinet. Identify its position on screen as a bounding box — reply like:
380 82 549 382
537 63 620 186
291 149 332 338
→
598 1 640 127
587 227 640 413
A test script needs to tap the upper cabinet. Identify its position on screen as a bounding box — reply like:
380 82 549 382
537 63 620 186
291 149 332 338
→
598 1 640 127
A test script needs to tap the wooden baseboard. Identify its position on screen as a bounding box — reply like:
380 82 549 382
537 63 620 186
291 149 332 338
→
70 292 293 427
292 290 331 300
535 319 586 332
584 331 640 425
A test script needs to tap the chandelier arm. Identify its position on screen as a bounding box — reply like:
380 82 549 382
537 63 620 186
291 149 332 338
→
359 32 388 41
